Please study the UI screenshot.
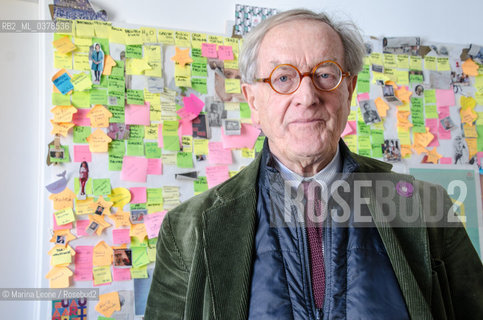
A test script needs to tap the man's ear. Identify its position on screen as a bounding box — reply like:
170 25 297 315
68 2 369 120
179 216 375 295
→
242 83 260 125
346 75 358 110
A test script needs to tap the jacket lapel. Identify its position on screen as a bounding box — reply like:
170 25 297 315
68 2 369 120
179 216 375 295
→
201 153 261 320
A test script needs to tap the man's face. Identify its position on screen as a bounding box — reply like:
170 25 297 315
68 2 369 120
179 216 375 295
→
242 20 357 166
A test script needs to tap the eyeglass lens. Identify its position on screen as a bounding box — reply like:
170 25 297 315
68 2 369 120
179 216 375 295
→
270 62 342 94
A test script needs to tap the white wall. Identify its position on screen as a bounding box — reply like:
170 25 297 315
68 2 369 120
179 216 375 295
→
0 0 482 319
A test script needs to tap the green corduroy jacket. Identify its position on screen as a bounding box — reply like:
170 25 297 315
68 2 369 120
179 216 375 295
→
145 149 483 320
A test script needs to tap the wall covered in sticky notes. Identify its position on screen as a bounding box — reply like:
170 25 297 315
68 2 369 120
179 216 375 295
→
43 13 483 320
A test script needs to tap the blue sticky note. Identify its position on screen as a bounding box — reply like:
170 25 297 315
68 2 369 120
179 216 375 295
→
53 72 74 95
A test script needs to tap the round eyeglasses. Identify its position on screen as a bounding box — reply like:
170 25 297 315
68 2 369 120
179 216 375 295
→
255 60 351 95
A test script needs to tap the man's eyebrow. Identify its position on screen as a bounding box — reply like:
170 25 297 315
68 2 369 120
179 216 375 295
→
267 58 341 68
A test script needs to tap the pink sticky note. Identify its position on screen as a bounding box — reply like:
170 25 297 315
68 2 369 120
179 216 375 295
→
440 157 452 164
112 228 131 245
218 45 234 61
357 93 370 102
147 158 163 175
208 142 233 164
73 145 92 162
477 152 483 166
144 211 167 239
425 119 439 147
76 219 90 237
201 43 217 58
221 123 261 149
121 156 148 182
125 102 150 125
157 123 164 148
130 187 146 204
437 106 450 118
341 120 356 137
178 94 204 120
74 245 93 281
53 213 73 231
72 109 90 126
113 268 131 281
435 89 455 107
206 165 230 189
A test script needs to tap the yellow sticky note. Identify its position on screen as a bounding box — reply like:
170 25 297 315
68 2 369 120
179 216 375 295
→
194 139 209 155
158 29 174 45
75 198 94 215
437 57 451 71
174 64 191 77
141 27 157 43
45 266 73 288
110 26 126 44
86 129 112 152
87 105 112 128
49 245 75 266
424 56 437 70
144 124 159 140
342 134 357 152
93 241 113 266
175 31 191 48
54 208 76 226
71 72 92 91
161 153 176 165
130 223 147 242
53 36 76 54
175 75 191 87
131 266 148 279
73 37 91 53
54 51 72 69
109 188 131 209
383 54 397 68
396 70 409 85
94 21 111 38
224 37 240 54
93 266 112 285
75 20 95 38
241 148 255 158
409 56 422 70
463 124 478 138
95 292 121 318
51 105 77 123
124 28 142 45
397 128 411 145
207 35 224 45
225 78 241 93
191 32 207 49
73 53 90 71
397 55 409 69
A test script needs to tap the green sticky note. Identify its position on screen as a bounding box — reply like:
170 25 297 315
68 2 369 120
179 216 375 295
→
109 91 125 108
177 152 193 168
92 178 111 196
129 125 145 139
108 140 125 155
425 104 438 119
477 125 483 150
74 177 92 195
240 102 251 119
145 142 161 158
358 121 371 135
194 176 208 194
191 48 202 58
147 245 156 262
131 265 148 278
148 237 157 247
97 317 115 320
409 73 423 84
108 105 125 123
93 75 108 88
191 77 207 94
108 75 125 94
130 203 146 210
356 78 370 93
191 62 207 77
108 153 123 171
372 145 383 158
90 88 108 105
126 89 145 105
73 126 91 143
255 136 265 153
52 92 70 106
131 246 150 268
147 188 163 203
147 202 163 214
126 45 143 58
127 139 145 156
71 91 90 108
162 120 179 134
424 89 436 104
163 135 180 151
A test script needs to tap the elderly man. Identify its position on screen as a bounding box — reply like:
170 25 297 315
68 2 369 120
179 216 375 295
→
145 9 483 320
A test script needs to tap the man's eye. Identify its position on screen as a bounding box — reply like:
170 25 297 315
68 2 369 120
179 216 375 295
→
279 75 289 82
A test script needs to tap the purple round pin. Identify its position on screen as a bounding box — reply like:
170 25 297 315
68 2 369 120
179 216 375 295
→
396 181 413 197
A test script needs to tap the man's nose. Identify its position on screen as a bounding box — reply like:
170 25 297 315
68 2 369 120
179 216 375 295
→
293 73 319 107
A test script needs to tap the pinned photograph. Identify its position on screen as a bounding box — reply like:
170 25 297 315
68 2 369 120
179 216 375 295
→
222 119 241 135
382 37 420 55
359 100 381 125
412 84 425 97
89 42 104 84
440 116 455 131
94 205 104 216
130 209 146 224
107 123 131 140
451 71 470 86
192 114 211 139
49 145 65 161
205 96 226 127
454 136 469 165
56 235 66 245
429 71 451 90
208 59 245 102
372 64 384 73
114 249 132 267
78 161 89 199
382 85 402 105
85 221 99 235
382 139 402 162
147 76 164 93
195 154 207 161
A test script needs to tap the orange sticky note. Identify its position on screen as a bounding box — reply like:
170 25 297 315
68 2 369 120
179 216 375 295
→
466 138 477 159
89 196 113 215
412 144 427 155
106 210 132 228
400 144 412 158
130 223 147 242
93 241 113 266
50 229 77 246
45 266 73 288
102 55 117 75
374 97 390 118
75 197 95 215
86 129 112 152
462 59 479 77
87 213 112 236
460 108 477 125
87 105 112 128
397 110 413 130
51 120 75 136
53 36 77 54
49 187 76 210
95 291 121 317
426 147 442 164
413 127 434 148
395 86 412 104
171 47 193 67
51 105 78 123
